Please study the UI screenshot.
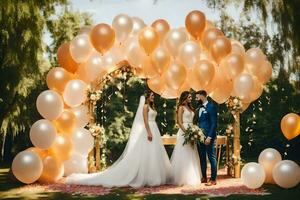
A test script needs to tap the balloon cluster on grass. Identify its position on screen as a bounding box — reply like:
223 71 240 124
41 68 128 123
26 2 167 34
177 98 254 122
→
12 10 273 184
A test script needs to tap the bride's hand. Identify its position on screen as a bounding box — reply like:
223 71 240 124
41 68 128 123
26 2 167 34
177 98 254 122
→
147 132 153 142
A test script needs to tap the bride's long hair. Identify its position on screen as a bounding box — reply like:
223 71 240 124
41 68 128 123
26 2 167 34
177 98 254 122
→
144 90 155 110
176 91 193 123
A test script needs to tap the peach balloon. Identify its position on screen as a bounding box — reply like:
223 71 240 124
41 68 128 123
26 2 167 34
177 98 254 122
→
75 64 91 84
220 53 245 80
185 10 206 39
83 51 106 81
57 42 78 73
54 110 77 134
204 20 215 30
178 81 191 95
201 28 224 50
256 60 272 84
39 155 64 183
161 86 179 99
247 77 263 103
231 40 246 56
12 151 43 184
210 36 232 63
189 60 215 91
179 41 201 69
280 113 300 140
147 75 165 95
36 90 64 120
233 73 254 100
50 134 73 161
90 23 115 54
70 34 94 63
164 29 188 58
71 105 89 128
131 17 147 35
143 56 159 78
163 60 187 90
245 48 265 77
138 27 160 55
151 46 170 75
78 26 92 35
124 35 146 69
112 14 133 45
46 67 73 93
30 119 57 150
102 46 123 73
241 102 250 112
151 19 170 40
63 79 88 108
258 148 282 184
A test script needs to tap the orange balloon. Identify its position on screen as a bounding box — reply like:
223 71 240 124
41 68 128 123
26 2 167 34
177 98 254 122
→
210 36 232 63
201 28 224 50
185 10 206 39
26 147 48 159
231 39 246 56
49 134 73 161
57 42 79 73
204 20 215 30
241 102 250 113
75 64 91 84
143 57 159 78
138 27 160 55
46 67 73 93
151 46 171 75
248 77 264 103
147 75 165 95
233 73 254 100
163 60 187 90
39 155 64 183
256 60 272 84
54 110 77 134
220 53 245 80
151 19 170 40
178 81 191 96
161 86 179 99
134 67 146 79
280 113 300 140
90 23 115 54
189 60 215 91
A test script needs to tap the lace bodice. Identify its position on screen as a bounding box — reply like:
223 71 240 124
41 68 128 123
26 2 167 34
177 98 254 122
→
182 106 194 123
148 107 157 122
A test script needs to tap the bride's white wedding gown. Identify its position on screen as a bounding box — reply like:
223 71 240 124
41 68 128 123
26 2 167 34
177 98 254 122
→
66 96 171 188
170 107 202 186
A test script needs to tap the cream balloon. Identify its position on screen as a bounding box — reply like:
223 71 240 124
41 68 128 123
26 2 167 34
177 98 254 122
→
71 105 89 128
72 128 94 156
36 90 63 120
161 86 179 99
273 160 300 189
12 151 43 184
189 60 215 91
131 17 147 35
39 155 64 183
70 34 94 63
63 79 88 107
245 48 265 77
143 56 159 78
163 60 187 90
102 45 123 73
241 162 266 189
231 40 246 56
83 51 106 81
164 29 188 58
243 76 263 103
179 41 201 69
147 75 165 95
63 154 88 176
124 35 146 69
233 73 254 100
258 148 282 184
30 119 56 150
112 14 133 45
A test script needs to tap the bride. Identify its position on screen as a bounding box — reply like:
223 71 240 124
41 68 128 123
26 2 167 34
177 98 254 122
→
170 91 202 186
66 91 171 188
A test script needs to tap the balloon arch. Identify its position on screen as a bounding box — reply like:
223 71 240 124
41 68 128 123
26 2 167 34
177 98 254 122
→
11 10 273 184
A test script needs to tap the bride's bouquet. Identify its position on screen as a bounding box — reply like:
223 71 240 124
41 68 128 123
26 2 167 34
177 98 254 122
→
183 125 205 146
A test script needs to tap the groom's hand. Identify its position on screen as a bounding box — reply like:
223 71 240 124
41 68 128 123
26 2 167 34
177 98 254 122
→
205 137 211 145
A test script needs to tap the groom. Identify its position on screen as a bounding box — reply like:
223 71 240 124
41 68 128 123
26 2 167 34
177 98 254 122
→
193 90 218 186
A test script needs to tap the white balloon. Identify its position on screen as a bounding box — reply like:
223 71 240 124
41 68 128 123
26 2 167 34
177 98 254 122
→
273 160 300 189
131 17 147 35
72 128 94 156
71 105 89 128
179 41 201 69
63 79 88 107
63 154 88 176
70 34 93 63
241 162 266 189
30 119 57 149
36 90 64 120
112 14 133 44
258 148 282 183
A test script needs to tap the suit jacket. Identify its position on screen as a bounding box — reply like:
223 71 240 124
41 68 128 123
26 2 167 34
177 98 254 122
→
193 101 217 140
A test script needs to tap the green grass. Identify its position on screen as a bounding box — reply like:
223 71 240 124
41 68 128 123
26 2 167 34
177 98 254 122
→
0 167 299 200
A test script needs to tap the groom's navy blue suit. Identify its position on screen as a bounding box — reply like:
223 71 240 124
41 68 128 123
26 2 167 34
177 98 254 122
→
194 101 218 181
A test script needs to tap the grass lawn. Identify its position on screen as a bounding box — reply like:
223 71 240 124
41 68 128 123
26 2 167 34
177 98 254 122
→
0 167 299 200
